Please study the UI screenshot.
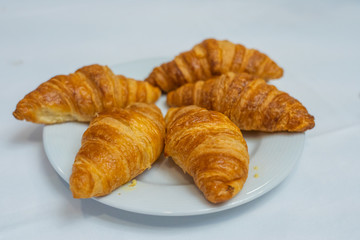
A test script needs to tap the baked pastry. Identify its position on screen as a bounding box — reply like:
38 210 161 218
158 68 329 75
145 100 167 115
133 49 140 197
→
167 72 315 132
146 38 283 92
164 105 249 203
13 64 161 124
70 103 165 198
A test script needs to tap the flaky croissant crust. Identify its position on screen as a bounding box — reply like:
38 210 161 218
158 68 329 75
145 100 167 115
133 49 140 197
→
146 38 283 92
167 72 315 132
70 103 165 198
165 105 249 203
13 64 161 124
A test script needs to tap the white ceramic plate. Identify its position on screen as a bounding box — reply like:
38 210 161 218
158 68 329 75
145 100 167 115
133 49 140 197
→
43 57 305 216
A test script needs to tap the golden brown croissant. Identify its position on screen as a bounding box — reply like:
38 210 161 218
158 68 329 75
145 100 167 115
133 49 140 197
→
167 72 315 132
13 64 161 124
164 105 249 203
146 38 283 92
70 103 165 198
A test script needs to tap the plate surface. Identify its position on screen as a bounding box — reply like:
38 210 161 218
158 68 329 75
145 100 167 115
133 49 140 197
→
43 57 305 216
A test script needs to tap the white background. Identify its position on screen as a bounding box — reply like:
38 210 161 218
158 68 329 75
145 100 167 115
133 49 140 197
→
1 0 359 239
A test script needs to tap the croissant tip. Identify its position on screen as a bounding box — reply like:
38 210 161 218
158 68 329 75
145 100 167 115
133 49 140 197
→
303 119 316 132
13 109 24 121
13 107 34 122
69 168 94 199
289 112 316 132
277 68 284 79
202 181 240 204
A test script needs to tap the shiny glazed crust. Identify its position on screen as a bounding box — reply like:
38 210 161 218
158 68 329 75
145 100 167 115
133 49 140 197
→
70 103 165 198
146 38 283 92
13 64 161 124
167 72 315 132
164 105 249 203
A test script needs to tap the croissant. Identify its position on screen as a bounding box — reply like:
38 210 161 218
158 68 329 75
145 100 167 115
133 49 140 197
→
167 72 315 132
164 105 249 203
70 103 165 198
146 38 283 92
13 64 161 124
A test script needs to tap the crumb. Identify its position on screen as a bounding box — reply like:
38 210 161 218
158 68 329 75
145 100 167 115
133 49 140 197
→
129 179 137 187
254 173 259 178
118 193 121 195
253 166 258 170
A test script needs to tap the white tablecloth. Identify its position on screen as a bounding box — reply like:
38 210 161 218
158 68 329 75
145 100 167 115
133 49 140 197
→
1 0 359 239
